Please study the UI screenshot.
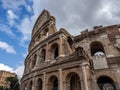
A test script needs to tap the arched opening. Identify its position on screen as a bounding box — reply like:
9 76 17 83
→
90 41 105 56
53 78 58 90
54 46 58 59
41 49 46 61
97 76 116 90
32 54 37 68
50 43 59 60
67 36 73 49
66 72 81 90
41 28 49 40
29 81 33 90
47 75 58 90
36 78 43 90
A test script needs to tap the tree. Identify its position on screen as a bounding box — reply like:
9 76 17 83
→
0 86 4 90
6 75 20 90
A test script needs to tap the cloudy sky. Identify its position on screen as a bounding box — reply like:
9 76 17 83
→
0 0 120 78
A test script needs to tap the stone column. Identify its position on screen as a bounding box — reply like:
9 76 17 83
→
59 68 63 90
59 35 63 57
81 63 89 90
43 73 46 90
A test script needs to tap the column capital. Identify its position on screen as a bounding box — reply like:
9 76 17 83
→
43 72 46 75
80 62 89 67
58 68 62 71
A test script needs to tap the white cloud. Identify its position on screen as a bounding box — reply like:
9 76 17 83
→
7 9 18 26
34 0 120 35
22 51 28 58
14 64 24 79
7 9 18 19
0 24 16 38
0 41 16 54
17 17 33 43
0 63 14 72
1 0 32 13
17 0 42 43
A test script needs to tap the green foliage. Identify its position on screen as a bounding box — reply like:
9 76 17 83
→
0 86 4 90
0 86 9 90
6 75 20 90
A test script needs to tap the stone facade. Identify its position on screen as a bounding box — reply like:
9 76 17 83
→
0 70 16 88
21 9 120 90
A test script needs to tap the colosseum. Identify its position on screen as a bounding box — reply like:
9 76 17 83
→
21 9 120 90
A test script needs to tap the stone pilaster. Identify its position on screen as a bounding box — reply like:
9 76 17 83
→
59 68 63 90
81 62 89 90
59 35 64 57
43 73 46 90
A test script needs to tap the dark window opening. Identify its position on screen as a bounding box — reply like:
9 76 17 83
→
54 46 59 59
67 36 73 49
37 79 42 90
50 43 59 60
53 78 58 90
97 76 116 90
41 49 46 61
90 41 105 56
30 81 33 90
70 74 81 90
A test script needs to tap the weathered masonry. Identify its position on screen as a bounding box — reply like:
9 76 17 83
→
21 9 120 90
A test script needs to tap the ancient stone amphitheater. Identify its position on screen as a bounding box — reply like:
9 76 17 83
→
21 9 120 90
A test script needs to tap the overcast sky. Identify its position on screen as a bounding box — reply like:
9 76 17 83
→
0 0 120 78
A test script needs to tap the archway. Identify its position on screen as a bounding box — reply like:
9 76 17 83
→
97 76 116 90
90 41 105 56
50 43 59 60
36 78 43 90
54 46 58 59
41 28 49 40
29 81 33 90
66 72 81 90
47 75 58 90
31 54 37 68
40 49 46 61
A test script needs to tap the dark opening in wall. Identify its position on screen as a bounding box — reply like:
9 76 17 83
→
70 73 81 90
50 43 59 60
97 76 116 90
53 78 58 90
48 75 58 90
90 41 105 56
54 46 58 59
32 54 37 68
30 81 33 90
41 49 46 61
36 78 42 90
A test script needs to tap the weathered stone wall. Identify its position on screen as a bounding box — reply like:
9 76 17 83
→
21 9 120 90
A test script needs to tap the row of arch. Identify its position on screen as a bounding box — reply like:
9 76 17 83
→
30 28 50 50
24 72 81 90
26 41 106 72
27 43 59 70
24 72 116 90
